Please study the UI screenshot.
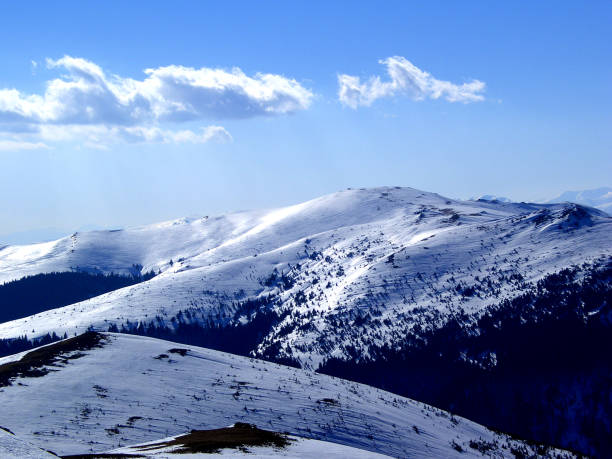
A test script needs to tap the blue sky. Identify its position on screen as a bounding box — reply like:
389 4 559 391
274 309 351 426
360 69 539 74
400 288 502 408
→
0 1 610 242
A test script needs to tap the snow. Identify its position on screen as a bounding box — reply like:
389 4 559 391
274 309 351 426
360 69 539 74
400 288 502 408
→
0 428 57 458
0 187 517 284
0 187 610 368
0 333 572 458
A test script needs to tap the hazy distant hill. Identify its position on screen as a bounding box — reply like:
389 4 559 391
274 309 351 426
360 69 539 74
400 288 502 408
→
547 186 612 214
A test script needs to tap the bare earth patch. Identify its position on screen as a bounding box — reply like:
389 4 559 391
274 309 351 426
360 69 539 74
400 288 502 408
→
135 423 291 454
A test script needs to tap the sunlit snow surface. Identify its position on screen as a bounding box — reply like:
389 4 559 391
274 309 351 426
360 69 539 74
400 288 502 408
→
0 187 610 367
0 429 57 458
0 333 573 458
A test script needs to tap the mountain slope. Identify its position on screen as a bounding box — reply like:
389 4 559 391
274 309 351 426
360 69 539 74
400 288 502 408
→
320 258 612 456
0 332 569 458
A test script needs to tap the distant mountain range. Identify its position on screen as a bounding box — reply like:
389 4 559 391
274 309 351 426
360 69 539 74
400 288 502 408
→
473 187 612 214
546 186 612 213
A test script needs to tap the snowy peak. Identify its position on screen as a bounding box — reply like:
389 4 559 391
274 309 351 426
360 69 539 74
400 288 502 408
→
0 186 486 284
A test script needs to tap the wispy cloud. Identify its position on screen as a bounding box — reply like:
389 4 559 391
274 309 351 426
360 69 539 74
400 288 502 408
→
338 56 485 108
0 140 50 151
36 124 232 146
0 56 312 150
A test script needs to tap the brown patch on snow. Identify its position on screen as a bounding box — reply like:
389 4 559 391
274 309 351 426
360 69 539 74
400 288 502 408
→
134 422 291 454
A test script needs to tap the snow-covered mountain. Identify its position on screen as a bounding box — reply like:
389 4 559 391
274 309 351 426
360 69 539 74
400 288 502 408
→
0 186 610 456
0 332 572 458
0 187 610 369
547 186 612 214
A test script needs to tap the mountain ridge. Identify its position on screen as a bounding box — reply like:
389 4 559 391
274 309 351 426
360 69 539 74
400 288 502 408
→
0 186 610 370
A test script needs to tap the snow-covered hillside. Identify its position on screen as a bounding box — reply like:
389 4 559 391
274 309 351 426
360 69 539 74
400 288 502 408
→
0 428 57 458
0 187 610 368
0 332 572 458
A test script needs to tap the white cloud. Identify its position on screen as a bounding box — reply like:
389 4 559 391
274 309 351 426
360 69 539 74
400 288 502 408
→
0 56 313 124
164 126 233 144
338 56 485 108
36 124 232 147
140 64 314 120
0 140 50 151
0 56 312 148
